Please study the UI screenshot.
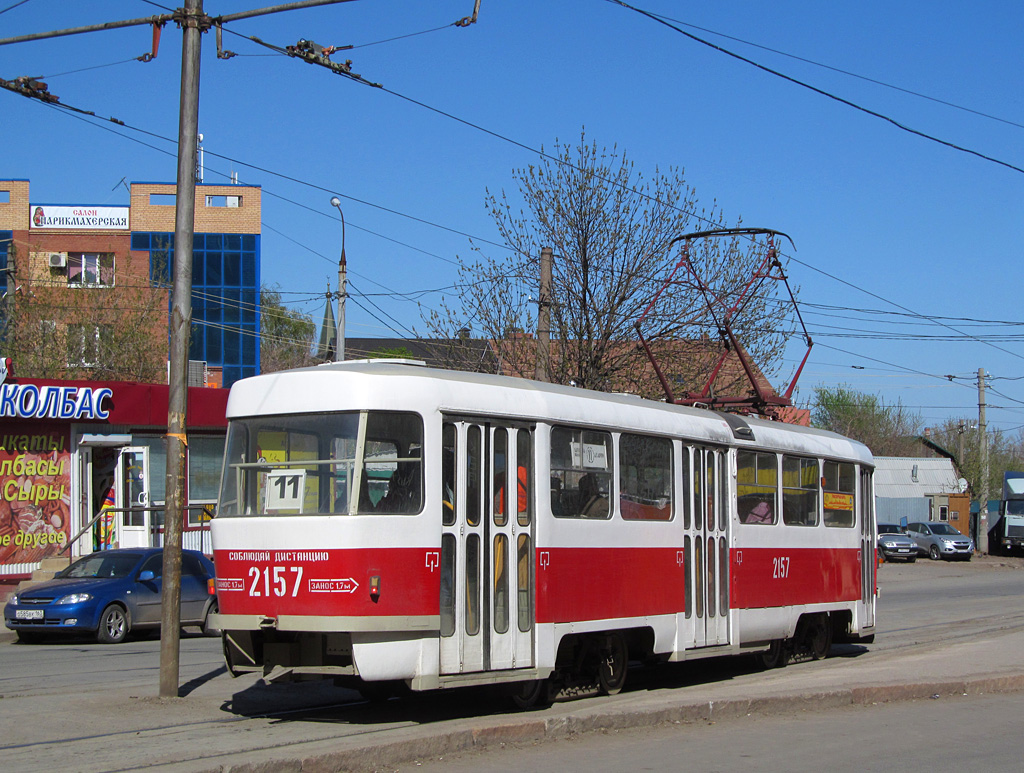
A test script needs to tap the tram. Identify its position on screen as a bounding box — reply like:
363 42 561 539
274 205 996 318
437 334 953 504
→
210 360 876 705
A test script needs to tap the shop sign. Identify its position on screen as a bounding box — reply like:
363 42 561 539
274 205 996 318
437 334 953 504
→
0 384 112 420
29 204 129 230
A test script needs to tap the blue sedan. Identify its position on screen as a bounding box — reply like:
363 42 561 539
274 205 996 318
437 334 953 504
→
4 548 218 644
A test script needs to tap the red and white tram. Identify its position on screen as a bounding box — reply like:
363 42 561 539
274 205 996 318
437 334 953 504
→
211 360 876 704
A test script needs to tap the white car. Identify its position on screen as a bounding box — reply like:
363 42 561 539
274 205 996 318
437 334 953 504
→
905 521 974 561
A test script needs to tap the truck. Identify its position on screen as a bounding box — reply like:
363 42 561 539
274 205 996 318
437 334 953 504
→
989 472 1024 555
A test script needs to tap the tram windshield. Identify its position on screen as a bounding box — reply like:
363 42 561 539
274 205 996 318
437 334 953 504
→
216 411 423 516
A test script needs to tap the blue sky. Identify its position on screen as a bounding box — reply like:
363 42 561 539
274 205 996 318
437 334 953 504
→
1 1 1022 432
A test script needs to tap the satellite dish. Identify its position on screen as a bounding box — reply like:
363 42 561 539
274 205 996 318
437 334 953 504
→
957 478 968 493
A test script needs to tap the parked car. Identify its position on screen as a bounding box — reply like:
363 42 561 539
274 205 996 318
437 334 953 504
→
4 548 218 644
905 521 974 561
877 523 918 562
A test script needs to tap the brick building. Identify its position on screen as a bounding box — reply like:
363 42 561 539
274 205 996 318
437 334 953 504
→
0 179 261 387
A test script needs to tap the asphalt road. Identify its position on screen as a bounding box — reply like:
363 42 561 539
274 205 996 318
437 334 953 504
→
1 555 1022 772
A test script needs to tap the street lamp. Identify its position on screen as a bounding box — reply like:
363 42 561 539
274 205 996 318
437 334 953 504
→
329 196 346 363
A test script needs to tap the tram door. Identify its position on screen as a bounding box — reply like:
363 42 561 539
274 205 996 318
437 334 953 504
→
690 447 730 648
857 468 876 629
440 420 535 675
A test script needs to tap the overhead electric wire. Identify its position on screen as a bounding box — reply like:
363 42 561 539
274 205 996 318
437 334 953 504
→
217 15 1024 381
606 0 1024 177
0 0 31 16
5 9 1024 409
647 11 1024 133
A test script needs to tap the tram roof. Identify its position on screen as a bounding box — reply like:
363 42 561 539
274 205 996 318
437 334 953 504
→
227 360 872 465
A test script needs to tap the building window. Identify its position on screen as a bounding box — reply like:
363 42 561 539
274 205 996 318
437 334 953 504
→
939 505 949 521
205 195 241 208
67 323 110 367
68 253 114 287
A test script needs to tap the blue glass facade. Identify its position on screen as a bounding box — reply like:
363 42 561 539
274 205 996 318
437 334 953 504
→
0 229 11 296
132 231 260 386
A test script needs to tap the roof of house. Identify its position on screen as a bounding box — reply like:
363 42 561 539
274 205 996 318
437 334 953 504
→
344 337 495 370
873 457 964 498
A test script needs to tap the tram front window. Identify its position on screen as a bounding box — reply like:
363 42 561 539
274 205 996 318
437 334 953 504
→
217 411 423 516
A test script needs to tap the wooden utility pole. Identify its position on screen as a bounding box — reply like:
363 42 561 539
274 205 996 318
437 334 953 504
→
978 367 989 555
535 247 552 382
0 0 473 698
161 0 204 698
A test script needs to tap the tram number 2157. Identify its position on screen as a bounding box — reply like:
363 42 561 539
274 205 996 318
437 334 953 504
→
772 556 791 579
249 565 304 597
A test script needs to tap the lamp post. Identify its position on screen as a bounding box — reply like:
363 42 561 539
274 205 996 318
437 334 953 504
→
329 197 346 362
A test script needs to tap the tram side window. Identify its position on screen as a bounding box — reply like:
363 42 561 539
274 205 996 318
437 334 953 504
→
823 460 856 528
782 456 819 526
549 426 612 519
737 451 778 525
619 433 673 520
359 412 424 515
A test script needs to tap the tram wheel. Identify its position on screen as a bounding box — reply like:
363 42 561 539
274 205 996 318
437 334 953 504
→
509 677 556 710
759 639 787 669
806 615 832 661
596 633 628 696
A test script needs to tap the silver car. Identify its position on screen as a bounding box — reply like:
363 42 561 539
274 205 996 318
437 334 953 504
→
877 523 918 562
905 521 974 561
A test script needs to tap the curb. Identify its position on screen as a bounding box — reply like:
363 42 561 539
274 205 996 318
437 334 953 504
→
209 674 1024 773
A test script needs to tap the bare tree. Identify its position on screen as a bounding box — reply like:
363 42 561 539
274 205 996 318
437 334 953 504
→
2 249 169 382
422 131 793 396
929 418 1024 500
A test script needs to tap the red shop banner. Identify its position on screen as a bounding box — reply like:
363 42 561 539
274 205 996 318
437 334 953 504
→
0 423 71 565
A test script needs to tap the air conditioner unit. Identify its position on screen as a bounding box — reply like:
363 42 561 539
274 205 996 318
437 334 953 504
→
48 253 67 269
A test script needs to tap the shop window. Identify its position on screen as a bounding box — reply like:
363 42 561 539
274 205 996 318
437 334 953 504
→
68 253 114 287
187 435 226 526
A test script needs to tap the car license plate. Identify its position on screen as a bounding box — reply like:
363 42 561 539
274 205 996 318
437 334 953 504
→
16 609 43 620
